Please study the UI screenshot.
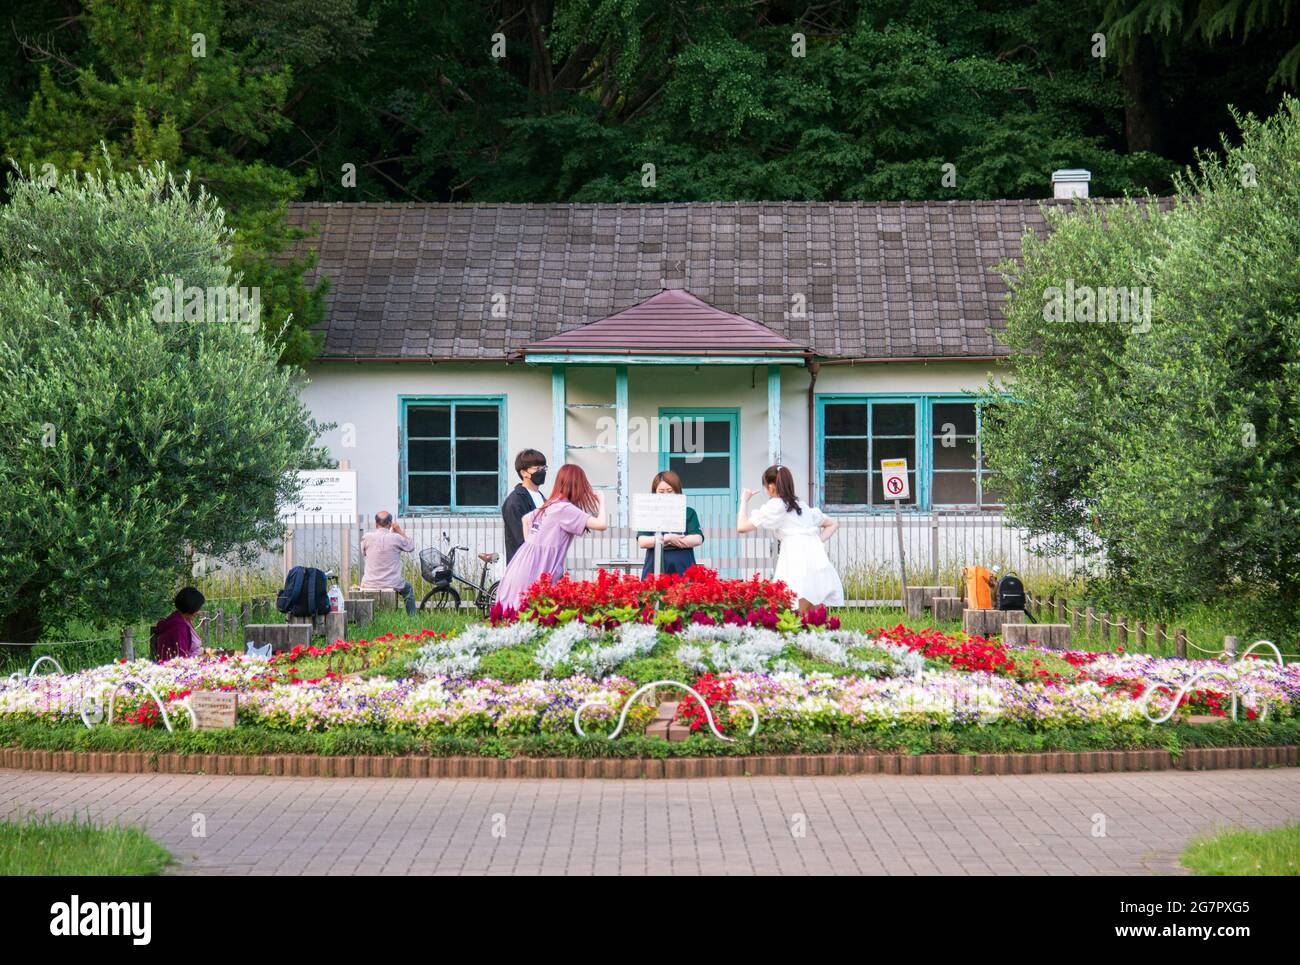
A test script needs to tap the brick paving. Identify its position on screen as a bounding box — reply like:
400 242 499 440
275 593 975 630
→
3 767 1299 875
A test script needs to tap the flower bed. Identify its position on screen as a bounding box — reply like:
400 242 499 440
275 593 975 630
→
4 626 1298 749
492 566 834 633
0 655 656 737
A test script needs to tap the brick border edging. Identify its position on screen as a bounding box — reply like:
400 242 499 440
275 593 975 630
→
2 745 1298 779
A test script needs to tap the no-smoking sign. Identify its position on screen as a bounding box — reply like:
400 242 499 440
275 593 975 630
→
880 458 910 501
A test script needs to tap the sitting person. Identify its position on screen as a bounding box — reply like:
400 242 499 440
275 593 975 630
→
151 586 205 661
361 510 417 615
636 470 704 578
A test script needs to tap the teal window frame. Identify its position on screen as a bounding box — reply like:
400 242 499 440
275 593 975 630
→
399 395 507 515
657 407 739 509
815 393 1003 513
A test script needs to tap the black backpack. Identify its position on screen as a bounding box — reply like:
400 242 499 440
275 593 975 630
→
277 566 330 617
996 573 1026 611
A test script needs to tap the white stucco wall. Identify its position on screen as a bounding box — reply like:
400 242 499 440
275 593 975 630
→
298 358 1010 517
288 358 1093 594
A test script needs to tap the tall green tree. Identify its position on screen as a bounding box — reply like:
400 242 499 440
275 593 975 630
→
0 0 372 363
980 97 1300 634
0 162 324 643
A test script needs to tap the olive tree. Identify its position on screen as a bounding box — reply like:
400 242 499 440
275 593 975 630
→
0 162 322 642
981 97 1300 634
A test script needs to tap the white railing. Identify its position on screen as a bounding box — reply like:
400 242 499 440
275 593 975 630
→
194 509 1089 607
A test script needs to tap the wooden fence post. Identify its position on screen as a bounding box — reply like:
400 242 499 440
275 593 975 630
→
1136 620 1146 652
1085 606 1095 644
214 607 224 648
1101 612 1111 647
121 626 134 661
1224 635 1238 662
1154 623 1166 652
1117 615 1128 649
1175 629 1187 659
283 527 295 579
930 516 940 584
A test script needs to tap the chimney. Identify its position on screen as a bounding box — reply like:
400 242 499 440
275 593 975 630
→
1052 169 1091 199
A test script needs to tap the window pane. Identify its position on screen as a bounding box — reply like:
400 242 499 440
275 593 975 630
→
669 455 730 490
408 405 449 437
872 403 914 436
667 418 728 454
456 438 498 472
825 437 868 471
456 405 498 438
933 437 977 470
932 402 977 436
872 472 916 505
933 472 978 505
825 472 868 505
408 439 449 472
873 437 915 463
825 403 867 436
700 420 730 451
409 474 450 507
456 474 497 507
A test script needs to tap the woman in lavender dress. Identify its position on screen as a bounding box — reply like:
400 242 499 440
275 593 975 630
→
496 464 608 611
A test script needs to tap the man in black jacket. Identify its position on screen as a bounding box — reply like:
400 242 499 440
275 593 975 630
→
501 449 547 562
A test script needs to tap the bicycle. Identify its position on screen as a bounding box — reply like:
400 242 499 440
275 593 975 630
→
418 532 500 616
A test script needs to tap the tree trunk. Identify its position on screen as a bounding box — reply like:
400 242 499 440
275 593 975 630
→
1121 35 1165 155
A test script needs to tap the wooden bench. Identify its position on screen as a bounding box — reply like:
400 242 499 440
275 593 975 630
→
962 608 1025 637
242 623 311 653
904 585 958 620
1004 622 1071 650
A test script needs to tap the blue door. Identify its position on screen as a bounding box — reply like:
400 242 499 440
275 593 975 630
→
658 409 739 575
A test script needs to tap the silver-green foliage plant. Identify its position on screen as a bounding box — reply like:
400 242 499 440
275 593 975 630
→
0 162 323 642
980 97 1300 634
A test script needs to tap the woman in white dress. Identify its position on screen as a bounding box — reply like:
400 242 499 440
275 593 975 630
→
737 465 844 611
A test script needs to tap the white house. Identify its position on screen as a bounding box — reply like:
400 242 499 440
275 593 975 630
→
285 176 1101 587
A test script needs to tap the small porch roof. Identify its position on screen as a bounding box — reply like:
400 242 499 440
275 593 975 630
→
521 288 808 364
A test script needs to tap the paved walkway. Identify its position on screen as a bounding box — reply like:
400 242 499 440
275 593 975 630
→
4 767 1299 875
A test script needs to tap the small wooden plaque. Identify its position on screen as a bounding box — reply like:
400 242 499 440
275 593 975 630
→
189 691 237 730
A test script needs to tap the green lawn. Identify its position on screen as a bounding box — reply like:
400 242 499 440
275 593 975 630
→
0 814 173 875
1182 823 1300 875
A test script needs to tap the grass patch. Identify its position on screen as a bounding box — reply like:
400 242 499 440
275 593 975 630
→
1182 822 1300 876
0 813 172 875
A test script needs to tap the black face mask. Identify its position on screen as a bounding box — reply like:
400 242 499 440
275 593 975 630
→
530 468 546 486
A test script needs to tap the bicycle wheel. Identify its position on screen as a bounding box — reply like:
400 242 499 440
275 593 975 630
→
477 581 500 618
420 586 461 611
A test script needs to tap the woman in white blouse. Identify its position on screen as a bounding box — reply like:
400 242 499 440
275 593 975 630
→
737 465 844 611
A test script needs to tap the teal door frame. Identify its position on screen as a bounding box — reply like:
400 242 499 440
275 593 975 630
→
657 407 740 518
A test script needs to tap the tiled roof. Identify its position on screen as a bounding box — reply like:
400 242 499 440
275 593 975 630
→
282 200 1144 361
524 288 806 357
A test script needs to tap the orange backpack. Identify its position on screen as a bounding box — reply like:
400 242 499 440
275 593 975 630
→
963 566 994 609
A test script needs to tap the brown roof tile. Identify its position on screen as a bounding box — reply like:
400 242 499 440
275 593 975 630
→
284 199 1170 361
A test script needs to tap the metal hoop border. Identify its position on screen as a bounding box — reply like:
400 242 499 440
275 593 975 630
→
574 679 759 742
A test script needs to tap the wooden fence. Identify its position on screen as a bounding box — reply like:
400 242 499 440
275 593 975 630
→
1022 588 1298 662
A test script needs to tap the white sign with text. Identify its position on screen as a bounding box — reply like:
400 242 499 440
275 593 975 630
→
632 492 687 533
880 458 910 501
284 470 357 520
